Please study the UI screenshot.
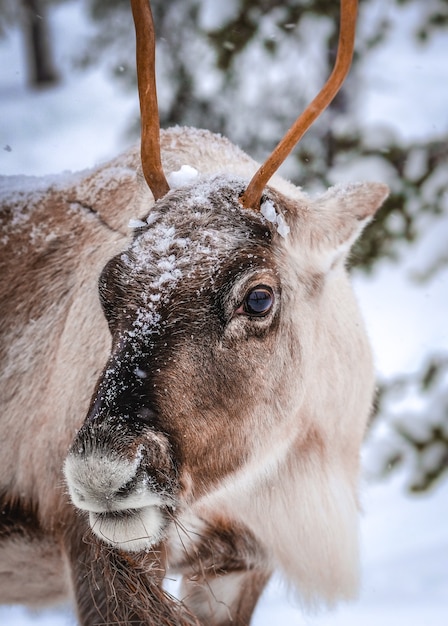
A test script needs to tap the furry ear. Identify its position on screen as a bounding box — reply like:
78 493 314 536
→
308 182 389 271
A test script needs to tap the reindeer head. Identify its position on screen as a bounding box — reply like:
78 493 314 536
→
64 0 387 575
64 173 387 553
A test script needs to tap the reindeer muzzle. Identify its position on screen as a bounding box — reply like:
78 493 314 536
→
64 415 178 552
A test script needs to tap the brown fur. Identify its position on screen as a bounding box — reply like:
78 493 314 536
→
1 127 388 624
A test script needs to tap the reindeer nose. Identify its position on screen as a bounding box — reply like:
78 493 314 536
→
64 423 178 552
64 444 171 551
64 447 144 513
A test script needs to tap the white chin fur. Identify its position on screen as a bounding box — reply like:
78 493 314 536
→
89 505 165 552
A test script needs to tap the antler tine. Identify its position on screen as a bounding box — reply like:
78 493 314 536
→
130 0 170 201
240 0 358 211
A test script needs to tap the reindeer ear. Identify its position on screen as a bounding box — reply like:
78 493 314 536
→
309 182 389 270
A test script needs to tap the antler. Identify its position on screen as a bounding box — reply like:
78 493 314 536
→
240 0 358 210
130 0 170 201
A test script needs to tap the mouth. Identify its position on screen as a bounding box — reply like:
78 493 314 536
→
89 504 167 552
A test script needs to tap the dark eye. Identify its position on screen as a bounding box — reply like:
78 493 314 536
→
238 286 274 317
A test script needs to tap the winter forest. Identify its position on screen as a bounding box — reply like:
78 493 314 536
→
0 0 447 624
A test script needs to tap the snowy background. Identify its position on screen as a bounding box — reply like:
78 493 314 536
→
0 0 447 624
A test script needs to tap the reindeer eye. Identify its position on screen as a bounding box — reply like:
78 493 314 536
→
238 286 274 317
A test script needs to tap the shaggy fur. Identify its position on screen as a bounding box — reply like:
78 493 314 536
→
0 127 388 624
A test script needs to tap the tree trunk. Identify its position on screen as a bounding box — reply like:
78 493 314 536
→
22 0 59 87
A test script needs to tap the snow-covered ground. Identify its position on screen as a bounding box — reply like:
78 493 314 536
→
0 1 447 625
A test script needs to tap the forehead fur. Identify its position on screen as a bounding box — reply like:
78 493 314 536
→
101 175 282 336
132 175 275 258
130 178 277 268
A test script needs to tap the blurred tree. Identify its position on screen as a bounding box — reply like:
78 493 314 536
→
0 0 17 36
0 0 60 86
22 0 59 86
77 0 448 491
367 356 448 492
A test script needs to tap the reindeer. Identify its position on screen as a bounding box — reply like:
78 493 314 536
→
0 0 388 624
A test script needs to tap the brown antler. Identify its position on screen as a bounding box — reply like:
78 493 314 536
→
130 0 170 200
240 0 358 210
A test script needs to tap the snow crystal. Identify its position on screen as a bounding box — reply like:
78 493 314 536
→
157 256 177 273
152 226 177 254
146 212 159 226
260 199 290 238
126 308 161 339
155 269 182 288
260 199 277 223
276 214 290 238
167 165 199 189
128 217 147 229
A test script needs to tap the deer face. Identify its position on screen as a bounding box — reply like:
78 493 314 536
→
64 174 387 552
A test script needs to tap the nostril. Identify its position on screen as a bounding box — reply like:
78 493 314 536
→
135 406 157 425
116 476 138 498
